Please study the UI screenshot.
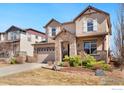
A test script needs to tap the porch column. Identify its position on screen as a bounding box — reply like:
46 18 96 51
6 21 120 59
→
55 40 61 63
70 38 77 56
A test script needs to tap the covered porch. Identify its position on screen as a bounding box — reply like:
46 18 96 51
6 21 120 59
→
76 35 108 62
54 29 77 62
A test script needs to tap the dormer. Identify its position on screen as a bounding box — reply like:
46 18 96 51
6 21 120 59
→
44 19 62 38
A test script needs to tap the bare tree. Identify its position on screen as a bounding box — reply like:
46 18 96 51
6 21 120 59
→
113 4 124 71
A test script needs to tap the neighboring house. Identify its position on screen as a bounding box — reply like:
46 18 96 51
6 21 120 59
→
0 25 46 58
33 6 112 63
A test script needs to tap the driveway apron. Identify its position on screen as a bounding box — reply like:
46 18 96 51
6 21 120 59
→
0 63 42 77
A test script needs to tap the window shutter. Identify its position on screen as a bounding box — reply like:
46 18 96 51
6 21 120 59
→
48 27 52 36
93 19 97 31
83 20 87 32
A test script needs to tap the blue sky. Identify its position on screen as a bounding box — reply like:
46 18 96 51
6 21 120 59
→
0 3 118 33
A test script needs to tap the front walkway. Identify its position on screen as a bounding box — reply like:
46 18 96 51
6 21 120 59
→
0 63 43 77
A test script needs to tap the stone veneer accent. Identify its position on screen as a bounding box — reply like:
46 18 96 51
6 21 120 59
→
55 30 77 62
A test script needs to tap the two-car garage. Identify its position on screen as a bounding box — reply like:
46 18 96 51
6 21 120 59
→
33 43 55 63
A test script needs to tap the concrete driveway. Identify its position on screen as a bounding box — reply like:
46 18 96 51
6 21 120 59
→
0 63 43 77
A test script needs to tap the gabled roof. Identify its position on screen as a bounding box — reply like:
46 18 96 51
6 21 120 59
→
5 26 46 36
44 18 62 28
0 32 5 34
73 5 110 21
62 21 74 25
5 25 26 32
25 28 45 35
53 28 75 40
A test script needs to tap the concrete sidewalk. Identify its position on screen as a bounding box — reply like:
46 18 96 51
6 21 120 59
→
0 63 43 77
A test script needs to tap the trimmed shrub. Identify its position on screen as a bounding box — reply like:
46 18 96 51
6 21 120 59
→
91 62 104 70
10 57 16 64
69 56 81 67
81 54 112 71
101 64 112 71
63 55 70 62
63 55 81 67
62 54 112 71
82 55 96 68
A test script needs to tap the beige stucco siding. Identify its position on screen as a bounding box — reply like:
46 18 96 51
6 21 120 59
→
62 23 76 34
75 13 107 37
46 21 62 38
47 26 61 37
20 31 44 56
0 33 5 41
20 33 33 56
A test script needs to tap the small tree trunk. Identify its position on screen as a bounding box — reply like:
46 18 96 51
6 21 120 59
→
120 58 123 71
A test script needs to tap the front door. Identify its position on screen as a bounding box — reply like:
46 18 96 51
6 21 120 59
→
61 41 69 60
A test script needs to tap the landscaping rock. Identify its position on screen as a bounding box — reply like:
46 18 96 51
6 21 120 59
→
95 69 105 76
15 56 26 64
48 61 53 66
52 65 61 71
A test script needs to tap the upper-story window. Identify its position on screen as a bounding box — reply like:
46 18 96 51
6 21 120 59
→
84 18 97 32
27 33 31 42
87 19 93 32
13 33 17 40
51 28 56 36
10 32 17 40
35 35 38 39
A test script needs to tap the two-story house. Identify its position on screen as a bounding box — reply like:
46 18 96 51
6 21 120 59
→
0 25 46 58
33 6 111 63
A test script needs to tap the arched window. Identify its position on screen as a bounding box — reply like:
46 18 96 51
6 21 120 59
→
51 27 56 36
87 19 93 32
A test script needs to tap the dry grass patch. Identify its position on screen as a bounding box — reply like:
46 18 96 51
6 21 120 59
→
100 69 124 85
0 67 124 85
0 63 11 68
0 68 100 85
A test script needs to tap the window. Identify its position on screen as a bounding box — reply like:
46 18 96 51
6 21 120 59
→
87 19 93 32
52 28 56 36
13 33 17 40
35 35 38 39
10 32 17 40
27 33 31 41
84 40 97 54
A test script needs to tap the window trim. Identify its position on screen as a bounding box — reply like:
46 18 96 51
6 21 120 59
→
83 40 97 54
51 27 56 36
87 19 94 32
